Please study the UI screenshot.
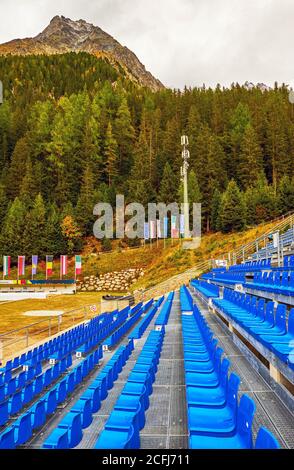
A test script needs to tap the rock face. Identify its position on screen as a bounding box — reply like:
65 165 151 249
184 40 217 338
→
0 15 164 91
77 267 144 292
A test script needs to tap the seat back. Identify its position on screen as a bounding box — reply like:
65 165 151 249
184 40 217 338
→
275 304 287 333
227 372 240 414
265 301 275 326
219 358 230 389
288 308 294 336
236 394 256 449
255 427 280 449
257 299 265 320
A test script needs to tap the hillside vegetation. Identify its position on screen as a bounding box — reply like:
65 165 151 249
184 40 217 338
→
0 53 294 265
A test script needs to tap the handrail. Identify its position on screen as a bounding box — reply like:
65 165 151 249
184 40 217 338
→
228 212 294 264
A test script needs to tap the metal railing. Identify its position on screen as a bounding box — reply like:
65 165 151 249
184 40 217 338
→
0 303 100 363
138 258 212 302
227 211 294 265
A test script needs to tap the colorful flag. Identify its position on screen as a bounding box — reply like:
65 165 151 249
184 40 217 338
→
32 255 38 276
3 256 11 277
157 219 162 238
171 215 178 239
180 214 185 236
150 220 156 239
60 255 68 276
46 255 53 277
144 222 149 240
75 255 82 276
163 217 168 238
18 256 25 276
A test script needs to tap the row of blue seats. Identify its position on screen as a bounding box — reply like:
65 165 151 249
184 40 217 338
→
0 347 102 449
181 293 279 449
180 285 194 312
284 255 294 268
0 300 148 439
0 309 118 378
0 346 103 449
229 259 271 272
95 329 165 449
104 306 145 347
0 307 133 422
212 272 245 285
129 298 163 339
43 340 134 449
246 271 294 296
0 361 42 404
191 280 220 299
0 357 71 425
154 292 174 326
213 289 294 369
0 298 152 448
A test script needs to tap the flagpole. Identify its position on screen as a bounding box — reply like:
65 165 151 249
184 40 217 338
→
60 256 62 281
46 256 48 281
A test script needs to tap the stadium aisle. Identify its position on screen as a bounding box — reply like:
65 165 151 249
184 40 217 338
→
140 291 188 449
190 291 294 449
28 303 158 448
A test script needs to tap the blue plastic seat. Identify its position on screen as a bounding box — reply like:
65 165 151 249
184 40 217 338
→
122 382 149 411
105 410 140 448
44 368 53 387
71 398 92 429
34 374 44 395
188 372 240 435
58 411 83 448
189 395 256 449
8 390 23 415
22 383 34 405
43 428 69 449
81 385 101 413
255 427 280 449
56 379 67 404
0 400 9 426
0 426 15 449
95 426 136 449
91 375 107 400
14 411 33 446
187 359 231 408
44 389 57 415
30 399 46 429
115 394 146 428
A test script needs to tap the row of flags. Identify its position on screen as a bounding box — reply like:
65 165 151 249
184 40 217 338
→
143 215 185 240
2 255 82 279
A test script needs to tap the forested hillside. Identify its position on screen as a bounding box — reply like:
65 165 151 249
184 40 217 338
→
0 52 293 258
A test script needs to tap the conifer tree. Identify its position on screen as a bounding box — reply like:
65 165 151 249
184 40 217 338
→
239 124 264 189
159 162 178 204
45 204 67 255
23 194 46 255
0 197 26 256
6 137 31 200
0 184 8 227
211 188 222 231
219 180 246 233
75 164 95 235
20 156 37 208
277 176 294 215
114 97 135 175
104 122 118 187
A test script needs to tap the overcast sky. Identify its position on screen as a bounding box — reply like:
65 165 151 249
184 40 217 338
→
0 0 293 89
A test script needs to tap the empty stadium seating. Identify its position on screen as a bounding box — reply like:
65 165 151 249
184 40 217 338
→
181 298 279 449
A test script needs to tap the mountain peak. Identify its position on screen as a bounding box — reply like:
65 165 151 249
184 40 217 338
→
0 16 164 91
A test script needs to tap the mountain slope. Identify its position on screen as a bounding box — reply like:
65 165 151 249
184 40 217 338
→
0 15 164 91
